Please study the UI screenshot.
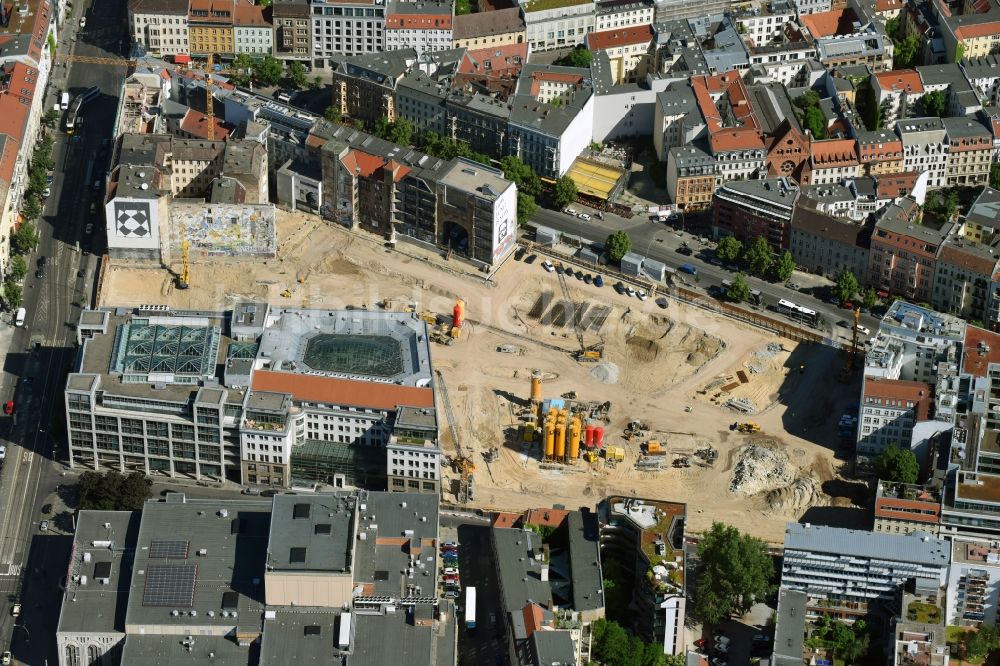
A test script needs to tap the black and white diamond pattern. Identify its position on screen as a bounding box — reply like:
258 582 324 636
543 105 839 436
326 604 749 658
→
115 202 151 238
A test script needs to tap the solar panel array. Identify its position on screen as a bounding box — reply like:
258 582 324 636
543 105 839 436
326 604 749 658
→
142 564 198 607
149 539 190 559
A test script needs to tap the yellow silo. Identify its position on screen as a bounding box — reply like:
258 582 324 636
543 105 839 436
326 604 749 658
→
569 416 582 460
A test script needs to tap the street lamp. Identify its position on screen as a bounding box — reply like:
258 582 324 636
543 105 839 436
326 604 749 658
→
14 622 30 643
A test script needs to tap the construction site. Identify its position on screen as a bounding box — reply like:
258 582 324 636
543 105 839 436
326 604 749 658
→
99 208 869 544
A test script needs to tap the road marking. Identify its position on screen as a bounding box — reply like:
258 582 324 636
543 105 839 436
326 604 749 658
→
0 564 21 577
20 452 30 465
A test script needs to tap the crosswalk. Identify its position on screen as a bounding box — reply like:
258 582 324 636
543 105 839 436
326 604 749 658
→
0 564 22 578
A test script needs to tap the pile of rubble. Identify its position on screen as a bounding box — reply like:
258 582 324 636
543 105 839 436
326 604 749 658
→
746 342 784 374
590 361 620 385
729 445 796 496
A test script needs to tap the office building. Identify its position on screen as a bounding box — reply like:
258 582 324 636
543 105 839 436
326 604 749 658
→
946 539 1000 628
128 0 191 58
312 0 386 63
272 0 312 61
385 1 454 56
712 177 799 251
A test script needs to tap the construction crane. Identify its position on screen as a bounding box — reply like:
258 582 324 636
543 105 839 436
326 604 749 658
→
555 264 596 362
204 53 215 141
177 239 190 290
838 307 862 382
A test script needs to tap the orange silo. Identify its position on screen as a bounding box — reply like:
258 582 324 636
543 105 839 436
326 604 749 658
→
530 372 543 404
544 422 555 459
569 416 582 461
555 420 566 459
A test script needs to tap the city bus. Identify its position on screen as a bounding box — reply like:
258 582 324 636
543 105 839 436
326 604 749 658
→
776 299 818 326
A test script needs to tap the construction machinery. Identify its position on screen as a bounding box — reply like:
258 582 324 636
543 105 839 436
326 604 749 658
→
838 306 862 383
643 440 667 456
572 342 604 363
732 422 761 433
673 457 691 468
177 239 191 289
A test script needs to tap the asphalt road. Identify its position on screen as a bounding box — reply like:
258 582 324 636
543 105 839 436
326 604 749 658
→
0 0 126 660
527 207 881 342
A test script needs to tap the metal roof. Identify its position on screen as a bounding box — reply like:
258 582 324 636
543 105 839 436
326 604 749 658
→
783 523 951 566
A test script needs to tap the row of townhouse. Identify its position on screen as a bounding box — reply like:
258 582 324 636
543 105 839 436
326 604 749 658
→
0 0 60 275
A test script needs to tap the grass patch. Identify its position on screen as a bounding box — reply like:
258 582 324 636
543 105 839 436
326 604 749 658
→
906 601 942 624
523 0 591 12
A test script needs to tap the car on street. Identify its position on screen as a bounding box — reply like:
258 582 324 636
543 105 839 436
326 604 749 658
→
443 567 458 575
785 282 800 291
563 207 577 215
85 223 94 234
79 16 86 27
524 254 536 264
541 260 555 272
3 401 12 415
11 604 20 617
577 213 591 221
43 186 51 197
855 324 871 336
41 504 52 514
676 245 693 256
260 489 278 497
35 266 44 279
614 281 625 294
93 179 102 191
1 651 10 665
694 638 706 648
40 520 49 531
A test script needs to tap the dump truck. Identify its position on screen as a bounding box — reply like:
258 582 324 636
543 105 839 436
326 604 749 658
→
732 422 760 433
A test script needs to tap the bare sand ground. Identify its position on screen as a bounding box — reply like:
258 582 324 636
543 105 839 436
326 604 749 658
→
102 210 866 543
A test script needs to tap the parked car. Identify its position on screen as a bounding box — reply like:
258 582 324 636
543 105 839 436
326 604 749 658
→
79 16 86 27
443 567 459 575
625 286 636 297
594 275 604 287
524 254 537 264
563 207 577 215
1 651 10 665
3 401 13 415
614 281 625 294
10 604 19 618
637 290 648 301
855 324 871 336
676 245 693 256
578 213 591 221
541 260 555 272
39 520 49 531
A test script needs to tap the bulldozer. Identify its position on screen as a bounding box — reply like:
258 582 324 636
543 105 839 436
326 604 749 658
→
732 422 761 433
451 455 475 475
572 343 604 363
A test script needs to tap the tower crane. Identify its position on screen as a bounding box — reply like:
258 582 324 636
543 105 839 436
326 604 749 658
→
177 239 190 290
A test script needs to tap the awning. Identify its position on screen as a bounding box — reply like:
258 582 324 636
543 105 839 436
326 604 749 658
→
174 54 191 64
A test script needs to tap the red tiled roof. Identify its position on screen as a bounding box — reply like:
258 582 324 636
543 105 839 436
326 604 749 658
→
811 138 858 166
875 0 904 11
385 13 452 29
710 129 765 152
963 326 1000 377
250 370 435 410
233 2 268 26
863 377 932 420
0 62 38 167
522 507 568 527
521 604 545 638
179 109 232 140
492 512 521 528
585 25 654 50
874 69 923 94
341 149 386 178
875 171 919 198
801 7 859 37
955 20 1000 39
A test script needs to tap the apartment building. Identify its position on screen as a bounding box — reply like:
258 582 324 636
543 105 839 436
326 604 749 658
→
584 25 654 84
187 0 235 57
946 539 1000 628
384 1 453 56
128 0 190 58
522 0 595 51
874 481 943 535
66 304 442 493
788 204 871 280
652 84 700 161
856 376 934 458
941 15 1000 62
899 117 949 189
233 2 272 55
451 6 525 48
329 49 415 129
57 492 451 666
595 0 653 31
943 116 992 188
272 0 311 60
857 130 904 176
868 197 950 303
311 0 386 62
731 0 796 49
711 177 798 250
809 138 860 184
871 69 923 129
598 497 687 655
781 523 951 623
666 145 715 211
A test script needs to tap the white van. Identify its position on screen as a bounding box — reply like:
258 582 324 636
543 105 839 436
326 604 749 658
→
14 308 25 327
60 91 69 110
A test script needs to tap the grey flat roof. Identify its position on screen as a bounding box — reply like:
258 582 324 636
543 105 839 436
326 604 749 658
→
124 497 272 630
120 635 250 665
266 494 355 572
966 186 1000 228
438 158 513 200
772 588 807 665
259 610 344 664
532 630 577 664
783 523 951 566
57 510 141 635
493 528 552 614
395 405 437 430
567 510 604 612
352 605 438 666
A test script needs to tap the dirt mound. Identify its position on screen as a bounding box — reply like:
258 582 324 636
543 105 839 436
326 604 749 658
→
626 336 660 362
590 362 620 384
766 475 827 513
729 445 796 496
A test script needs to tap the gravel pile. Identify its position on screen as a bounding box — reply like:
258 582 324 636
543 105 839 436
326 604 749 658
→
590 361 620 385
746 343 784 374
729 445 795 496
766 475 826 513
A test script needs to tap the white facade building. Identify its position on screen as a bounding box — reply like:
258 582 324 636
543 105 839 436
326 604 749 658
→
128 0 190 58
312 0 386 62
384 1 453 56
234 23 273 55
522 0 595 51
900 117 949 189
947 539 1000 628
594 0 653 31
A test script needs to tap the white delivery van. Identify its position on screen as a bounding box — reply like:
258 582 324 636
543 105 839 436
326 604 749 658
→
60 91 69 110
14 308 25 327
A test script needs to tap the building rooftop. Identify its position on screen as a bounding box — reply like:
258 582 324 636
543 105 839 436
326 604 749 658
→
266 494 356 572
57 511 141 635
955 471 1000 505
522 0 592 12
124 496 272 630
965 186 1000 230
772 589 807 666
259 610 345 665
783 523 951 566
963 326 1000 377
951 538 1000 565
881 301 967 341
493 528 553 614
874 69 924 94
531 630 577 664
791 206 872 249
451 6 524 40
438 158 513 200
586 25 654 50
119 634 251 665
718 177 798 209
566 510 604 612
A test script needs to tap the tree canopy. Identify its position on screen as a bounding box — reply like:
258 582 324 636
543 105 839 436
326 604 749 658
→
806 617 870 663
8 255 26 282
288 61 309 90
77 471 153 511
3 282 22 309
690 522 774 625
745 236 774 277
726 272 750 303
12 222 38 255
874 443 919 484
555 47 593 68
772 251 796 282
253 56 283 87
417 132 490 165
516 192 537 226
991 162 1000 190
605 230 632 263
834 270 859 306
552 176 578 208
919 90 947 118
590 619 682 666
500 155 541 197
324 106 343 124
715 236 742 264
862 287 878 311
